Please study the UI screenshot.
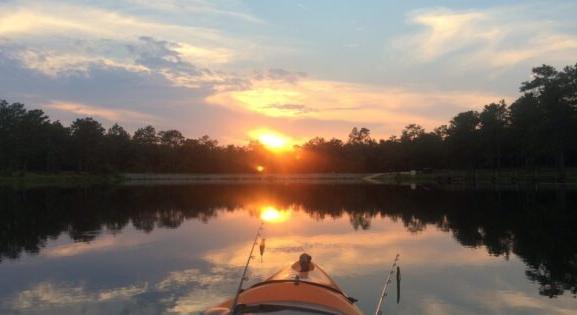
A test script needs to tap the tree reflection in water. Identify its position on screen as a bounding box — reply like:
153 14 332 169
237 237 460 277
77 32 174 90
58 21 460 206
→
0 185 575 298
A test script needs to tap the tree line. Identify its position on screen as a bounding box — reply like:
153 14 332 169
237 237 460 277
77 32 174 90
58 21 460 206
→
1 63 576 175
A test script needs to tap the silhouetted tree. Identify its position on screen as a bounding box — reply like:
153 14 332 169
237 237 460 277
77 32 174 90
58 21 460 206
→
348 127 372 144
509 94 543 168
106 124 132 171
133 125 158 145
520 65 576 179
159 130 184 147
70 118 105 171
447 111 480 169
479 100 508 170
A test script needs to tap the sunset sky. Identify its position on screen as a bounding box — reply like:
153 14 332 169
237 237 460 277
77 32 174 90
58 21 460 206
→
1 0 577 144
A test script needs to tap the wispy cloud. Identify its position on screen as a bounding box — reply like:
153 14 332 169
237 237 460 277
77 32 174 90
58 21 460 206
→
8 282 148 310
9 48 149 77
46 101 159 123
394 4 577 69
0 2 228 43
125 0 264 24
44 235 151 257
398 9 491 61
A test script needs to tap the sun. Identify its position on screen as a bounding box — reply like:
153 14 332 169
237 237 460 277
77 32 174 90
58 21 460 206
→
249 129 293 152
259 133 287 149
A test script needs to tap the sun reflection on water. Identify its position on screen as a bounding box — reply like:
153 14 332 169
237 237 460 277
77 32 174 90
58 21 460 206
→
260 206 291 223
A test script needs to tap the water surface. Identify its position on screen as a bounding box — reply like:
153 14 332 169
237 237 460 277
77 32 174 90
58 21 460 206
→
0 184 576 314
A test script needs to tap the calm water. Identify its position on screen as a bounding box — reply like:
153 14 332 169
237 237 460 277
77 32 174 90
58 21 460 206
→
0 184 576 314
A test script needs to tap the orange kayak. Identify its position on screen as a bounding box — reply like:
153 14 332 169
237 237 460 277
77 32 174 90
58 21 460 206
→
205 255 363 315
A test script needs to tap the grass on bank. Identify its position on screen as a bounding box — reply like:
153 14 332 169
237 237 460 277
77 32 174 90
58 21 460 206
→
1 168 577 188
375 168 577 185
0 172 122 188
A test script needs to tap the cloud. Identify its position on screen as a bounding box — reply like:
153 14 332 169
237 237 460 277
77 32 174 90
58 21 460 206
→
7 281 148 311
202 228 497 280
4 0 572 145
2 266 239 315
124 0 264 24
421 297 468 315
207 77 504 133
43 234 152 257
8 48 149 78
155 266 239 313
0 1 252 73
252 68 308 83
1 35 243 91
46 101 159 123
126 36 246 90
0 48 376 143
263 103 317 115
395 4 577 69
0 2 228 44
478 291 577 315
399 9 491 61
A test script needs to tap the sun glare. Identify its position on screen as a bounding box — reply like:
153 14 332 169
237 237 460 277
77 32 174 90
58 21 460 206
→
249 129 293 152
260 206 290 223
259 133 287 149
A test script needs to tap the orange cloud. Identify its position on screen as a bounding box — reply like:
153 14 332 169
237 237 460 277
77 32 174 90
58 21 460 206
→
207 78 505 132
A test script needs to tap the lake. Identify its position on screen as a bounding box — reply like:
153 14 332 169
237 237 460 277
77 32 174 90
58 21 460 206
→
0 184 576 314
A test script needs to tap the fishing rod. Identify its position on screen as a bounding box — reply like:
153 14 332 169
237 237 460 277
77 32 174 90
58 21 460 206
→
374 254 400 315
231 221 265 313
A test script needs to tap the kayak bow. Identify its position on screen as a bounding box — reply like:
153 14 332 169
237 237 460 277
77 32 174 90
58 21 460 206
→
204 254 362 315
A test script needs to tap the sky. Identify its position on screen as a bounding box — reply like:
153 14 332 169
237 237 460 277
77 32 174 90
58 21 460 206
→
1 0 577 144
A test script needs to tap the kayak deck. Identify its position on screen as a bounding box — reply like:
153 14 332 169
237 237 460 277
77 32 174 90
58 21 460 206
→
205 260 362 315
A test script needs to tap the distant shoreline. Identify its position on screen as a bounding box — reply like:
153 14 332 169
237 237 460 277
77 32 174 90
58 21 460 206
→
1 169 576 188
121 173 371 185
121 170 577 188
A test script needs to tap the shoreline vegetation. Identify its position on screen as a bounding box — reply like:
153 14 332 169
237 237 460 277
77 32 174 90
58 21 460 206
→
2 63 577 180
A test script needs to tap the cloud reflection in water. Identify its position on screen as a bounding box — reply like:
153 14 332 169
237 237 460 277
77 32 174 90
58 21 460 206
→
1 185 576 314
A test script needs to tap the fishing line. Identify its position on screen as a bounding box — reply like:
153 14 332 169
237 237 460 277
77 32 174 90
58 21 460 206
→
375 254 400 315
231 220 266 313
